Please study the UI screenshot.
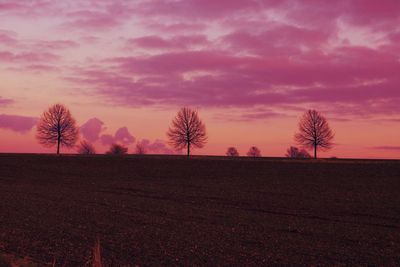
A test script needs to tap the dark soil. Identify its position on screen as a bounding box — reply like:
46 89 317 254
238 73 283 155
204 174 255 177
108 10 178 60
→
0 154 399 266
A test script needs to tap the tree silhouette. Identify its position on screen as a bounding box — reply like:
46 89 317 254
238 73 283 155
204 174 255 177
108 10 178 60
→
226 147 239 157
36 104 79 154
135 143 147 155
285 146 311 158
106 143 128 155
77 140 96 155
167 107 207 157
247 146 261 157
295 110 334 159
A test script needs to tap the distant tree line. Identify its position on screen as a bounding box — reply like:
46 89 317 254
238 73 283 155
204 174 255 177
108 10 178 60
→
36 104 334 158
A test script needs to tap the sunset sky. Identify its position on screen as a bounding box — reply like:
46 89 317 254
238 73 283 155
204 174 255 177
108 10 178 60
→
0 0 399 158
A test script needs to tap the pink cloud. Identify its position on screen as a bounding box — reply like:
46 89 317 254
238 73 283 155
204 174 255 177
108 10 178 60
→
0 30 17 46
0 2 24 12
0 97 13 106
0 50 59 63
6 64 60 73
109 50 241 75
143 22 207 33
214 109 291 122
2 0 400 121
370 146 400 151
0 114 37 133
137 0 275 19
0 28 77 51
127 35 208 50
80 118 105 143
343 0 400 26
221 25 332 56
100 127 136 146
0 1 55 17
65 39 400 116
114 127 135 145
30 40 78 50
62 11 122 30
100 134 115 146
59 2 137 31
136 139 177 154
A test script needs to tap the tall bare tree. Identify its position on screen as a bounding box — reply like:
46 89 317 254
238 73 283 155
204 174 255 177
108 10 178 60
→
77 140 96 155
226 147 239 157
167 107 207 157
295 110 334 159
36 104 79 154
247 146 261 157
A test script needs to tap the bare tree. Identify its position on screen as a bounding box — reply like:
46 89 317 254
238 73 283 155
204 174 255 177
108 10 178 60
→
295 110 334 159
226 147 239 157
77 140 96 155
106 143 128 155
247 146 261 157
36 104 79 154
135 143 147 155
167 107 207 157
285 146 311 159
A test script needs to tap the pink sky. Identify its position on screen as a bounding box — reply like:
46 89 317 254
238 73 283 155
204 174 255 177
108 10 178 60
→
0 0 399 158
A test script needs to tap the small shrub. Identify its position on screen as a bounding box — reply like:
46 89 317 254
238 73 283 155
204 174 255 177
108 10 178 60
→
77 140 96 155
285 146 311 159
247 146 261 157
106 144 128 155
226 147 239 157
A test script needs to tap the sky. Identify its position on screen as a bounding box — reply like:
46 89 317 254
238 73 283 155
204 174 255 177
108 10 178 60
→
0 0 399 158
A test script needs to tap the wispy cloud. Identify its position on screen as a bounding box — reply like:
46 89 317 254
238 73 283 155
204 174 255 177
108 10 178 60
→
0 97 13 106
80 118 105 143
0 114 37 133
1 0 400 120
370 146 400 151
100 127 136 146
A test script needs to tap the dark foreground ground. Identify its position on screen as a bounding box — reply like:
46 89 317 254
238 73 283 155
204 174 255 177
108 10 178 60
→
0 154 399 266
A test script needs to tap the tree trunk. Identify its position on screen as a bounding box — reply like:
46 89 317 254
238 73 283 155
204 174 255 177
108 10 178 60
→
187 143 190 158
314 144 317 159
57 133 61 155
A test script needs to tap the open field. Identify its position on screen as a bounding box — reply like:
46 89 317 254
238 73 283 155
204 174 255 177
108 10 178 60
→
0 154 399 266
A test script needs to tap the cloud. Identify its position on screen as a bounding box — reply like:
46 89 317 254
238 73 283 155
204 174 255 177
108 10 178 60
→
80 118 105 143
127 35 209 50
114 127 135 145
0 1 58 17
370 146 400 151
1 0 400 31
214 108 291 122
143 22 207 33
3 0 400 120
220 25 331 56
0 114 37 133
100 127 135 146
59 2 137 31
0 2 25 13
66 43 400 116
80 118 135 146
136 139 177 154
0 97 13 106
100 134 115 146
136 0 271 19
29 40 78 50
0 30 17 46
0 50 59 63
